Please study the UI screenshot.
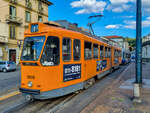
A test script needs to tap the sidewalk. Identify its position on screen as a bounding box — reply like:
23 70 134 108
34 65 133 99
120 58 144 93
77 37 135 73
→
81 62 150 113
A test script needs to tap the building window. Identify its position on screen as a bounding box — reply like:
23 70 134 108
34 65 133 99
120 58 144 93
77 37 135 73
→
10 6 16 18
25 11 31 22
25 0 32 9
84 41 92 60
73 39 81 61
38 16 43 22
9 25 16 39
63 38 71 61
38 1 42 10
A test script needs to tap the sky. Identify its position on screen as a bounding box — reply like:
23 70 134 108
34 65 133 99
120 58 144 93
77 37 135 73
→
48 0 150 38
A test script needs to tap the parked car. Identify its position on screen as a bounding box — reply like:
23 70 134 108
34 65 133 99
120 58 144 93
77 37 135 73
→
0 61 16 72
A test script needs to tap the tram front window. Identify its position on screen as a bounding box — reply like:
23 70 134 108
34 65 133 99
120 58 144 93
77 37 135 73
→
40 36 59 66
21 36 45 61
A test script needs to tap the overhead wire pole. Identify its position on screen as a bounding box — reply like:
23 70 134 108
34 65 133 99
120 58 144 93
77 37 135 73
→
133 0 142 103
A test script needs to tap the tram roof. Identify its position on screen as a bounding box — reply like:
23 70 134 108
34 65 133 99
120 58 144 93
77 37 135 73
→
25 22 121 48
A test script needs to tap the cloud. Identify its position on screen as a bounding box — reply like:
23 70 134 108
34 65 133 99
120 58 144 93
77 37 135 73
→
143 0 150 13
124 20 136 29
124 17 150 29
107 0 134 13
70 0 106 14
109 0 134 5
120 16 134 18
105 24 121 29
146 17 150 20
107 0 150 14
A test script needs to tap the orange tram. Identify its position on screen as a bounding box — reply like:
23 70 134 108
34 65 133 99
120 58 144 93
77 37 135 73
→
19 23 122 100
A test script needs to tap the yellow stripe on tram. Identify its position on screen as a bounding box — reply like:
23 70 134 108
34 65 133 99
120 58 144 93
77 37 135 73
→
0 91 20 101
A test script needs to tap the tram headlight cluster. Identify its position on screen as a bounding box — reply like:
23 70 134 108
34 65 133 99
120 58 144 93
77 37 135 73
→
28 81 33 87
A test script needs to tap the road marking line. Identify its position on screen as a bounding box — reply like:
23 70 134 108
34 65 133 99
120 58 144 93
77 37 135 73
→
0 91 20 101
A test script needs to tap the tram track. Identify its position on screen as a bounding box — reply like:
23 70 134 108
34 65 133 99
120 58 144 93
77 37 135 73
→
3 92 78 113
2 64 129 113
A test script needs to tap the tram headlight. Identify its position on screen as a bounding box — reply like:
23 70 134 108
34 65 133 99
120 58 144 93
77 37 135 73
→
28 81 33 87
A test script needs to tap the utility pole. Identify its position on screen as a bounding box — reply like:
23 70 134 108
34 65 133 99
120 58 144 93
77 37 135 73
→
133 0 142 103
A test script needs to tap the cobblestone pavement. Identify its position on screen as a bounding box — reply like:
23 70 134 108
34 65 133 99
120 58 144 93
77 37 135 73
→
81 62 150 113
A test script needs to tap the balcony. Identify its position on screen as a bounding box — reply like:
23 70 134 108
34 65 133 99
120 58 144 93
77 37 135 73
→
38 7 44 14
5 15 22 25
9 0 17 4
26 2 32 10
0 36 8 43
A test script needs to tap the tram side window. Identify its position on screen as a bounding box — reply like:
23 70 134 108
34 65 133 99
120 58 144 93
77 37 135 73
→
41 36 59 66
115 50 118 57
63 38 71 61
100 46 104 59
73 39 81 61
108 48 111 58
93 44 98 59
117 51 119 57
119 51 121 57
114 50 117 57
84 42 92 60
105 47 108 58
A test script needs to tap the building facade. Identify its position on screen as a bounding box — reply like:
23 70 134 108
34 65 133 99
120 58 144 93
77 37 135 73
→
0 0 52 64
142 34 150 60
104 36 129 51
104 36 130 61
143 34 150 43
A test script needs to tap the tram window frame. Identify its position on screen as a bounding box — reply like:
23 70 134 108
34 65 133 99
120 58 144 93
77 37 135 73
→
73 39 81 61
84 41 92 60
100 45 104 59
93 44 98 59
40 36 60 66
62 38 72 62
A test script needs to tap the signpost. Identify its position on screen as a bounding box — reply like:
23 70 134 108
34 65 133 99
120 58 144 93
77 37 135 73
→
133 0 142 103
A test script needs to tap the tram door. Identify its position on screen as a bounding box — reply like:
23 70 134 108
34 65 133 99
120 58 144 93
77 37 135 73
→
62 38 82 82
84 42 94 79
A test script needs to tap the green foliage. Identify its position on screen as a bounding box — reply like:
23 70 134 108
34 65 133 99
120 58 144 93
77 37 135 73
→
126 38 136 48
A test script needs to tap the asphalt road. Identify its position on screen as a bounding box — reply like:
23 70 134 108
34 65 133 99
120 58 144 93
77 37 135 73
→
0 64 129 113
0 66 21 95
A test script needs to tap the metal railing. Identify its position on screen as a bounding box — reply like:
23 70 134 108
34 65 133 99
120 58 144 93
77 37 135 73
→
38 7 44 14
26 2 32 9
9 0 17 4
5 15 22 24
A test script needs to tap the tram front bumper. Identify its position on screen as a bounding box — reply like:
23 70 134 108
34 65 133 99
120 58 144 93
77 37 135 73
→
19 88 40 95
